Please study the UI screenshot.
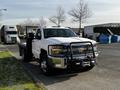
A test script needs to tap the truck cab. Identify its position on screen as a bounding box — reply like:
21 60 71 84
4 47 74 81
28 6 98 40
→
1 25 20 44
19 26 98 75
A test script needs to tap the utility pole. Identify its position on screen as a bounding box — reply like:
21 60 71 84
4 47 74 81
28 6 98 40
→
0 9 7 26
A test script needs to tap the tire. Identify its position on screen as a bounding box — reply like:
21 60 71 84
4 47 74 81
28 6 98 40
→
40 53 52 75
3 39 6 44
1 37 4 42
21 48 33 62
19 45 22 56
21 48 27 62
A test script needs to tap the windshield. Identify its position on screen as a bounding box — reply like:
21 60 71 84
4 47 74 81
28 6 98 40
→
6 31 17 34
44 29 77 38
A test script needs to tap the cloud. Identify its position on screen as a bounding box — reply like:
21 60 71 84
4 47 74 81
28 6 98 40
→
1 0 120 27
0 0 80 19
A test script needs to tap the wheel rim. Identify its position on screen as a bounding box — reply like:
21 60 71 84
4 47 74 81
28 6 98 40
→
41 61 47 72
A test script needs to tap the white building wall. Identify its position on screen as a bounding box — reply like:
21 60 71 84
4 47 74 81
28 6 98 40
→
84 26 94 35
84 26 100 41
84 26 94 39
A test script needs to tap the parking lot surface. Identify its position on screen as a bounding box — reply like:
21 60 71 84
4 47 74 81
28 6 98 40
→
1 43 120 90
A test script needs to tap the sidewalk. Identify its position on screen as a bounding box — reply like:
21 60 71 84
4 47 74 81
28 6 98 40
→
0 44 8 51
0 44 46 90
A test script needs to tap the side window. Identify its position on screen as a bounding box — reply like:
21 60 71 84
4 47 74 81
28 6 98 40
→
35 29 41 39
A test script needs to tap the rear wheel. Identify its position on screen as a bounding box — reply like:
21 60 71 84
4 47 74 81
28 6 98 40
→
21 48 33 62
21 49 27 62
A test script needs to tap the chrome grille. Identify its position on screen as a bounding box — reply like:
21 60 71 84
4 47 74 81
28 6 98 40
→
71 45 92 55
70 42 95 59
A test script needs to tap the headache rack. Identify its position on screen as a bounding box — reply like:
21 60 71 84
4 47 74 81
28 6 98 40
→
70 41 95 60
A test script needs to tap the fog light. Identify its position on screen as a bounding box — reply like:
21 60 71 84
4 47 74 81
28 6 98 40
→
91 60 95 63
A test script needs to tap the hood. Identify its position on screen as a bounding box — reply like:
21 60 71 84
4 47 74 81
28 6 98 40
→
46 37 97 45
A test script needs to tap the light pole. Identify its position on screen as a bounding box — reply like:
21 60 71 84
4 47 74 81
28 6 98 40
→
0 9 7 26
0 9 7 11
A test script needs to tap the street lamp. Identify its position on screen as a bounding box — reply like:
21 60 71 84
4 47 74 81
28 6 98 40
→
0 9 7 11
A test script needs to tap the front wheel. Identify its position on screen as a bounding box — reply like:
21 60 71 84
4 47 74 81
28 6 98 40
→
40 54 52 75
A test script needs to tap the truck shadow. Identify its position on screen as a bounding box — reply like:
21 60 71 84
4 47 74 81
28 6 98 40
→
21 60 90 86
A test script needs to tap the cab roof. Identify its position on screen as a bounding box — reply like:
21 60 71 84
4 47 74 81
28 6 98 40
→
44 26 70 29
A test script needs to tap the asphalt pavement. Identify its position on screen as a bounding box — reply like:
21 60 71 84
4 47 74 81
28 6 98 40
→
0 43 120 90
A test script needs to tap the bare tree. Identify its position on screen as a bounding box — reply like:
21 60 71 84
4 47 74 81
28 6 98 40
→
17 18 35 36
39 17 47 28
22 18 35 26
49 6 66 26
68 0 91 34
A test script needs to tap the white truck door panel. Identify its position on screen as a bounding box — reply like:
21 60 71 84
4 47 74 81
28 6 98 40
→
32 29 42 58
32 39 41 58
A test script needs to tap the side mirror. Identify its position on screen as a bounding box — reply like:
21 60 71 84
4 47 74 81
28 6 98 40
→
35 32 41 40
35 35 41 40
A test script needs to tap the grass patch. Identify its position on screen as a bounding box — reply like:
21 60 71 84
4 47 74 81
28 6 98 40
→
0 51 44 90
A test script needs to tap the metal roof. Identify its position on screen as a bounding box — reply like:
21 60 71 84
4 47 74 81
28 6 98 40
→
85 23 120 27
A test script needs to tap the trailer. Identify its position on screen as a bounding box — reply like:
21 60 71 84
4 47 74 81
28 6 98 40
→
84 23 120 42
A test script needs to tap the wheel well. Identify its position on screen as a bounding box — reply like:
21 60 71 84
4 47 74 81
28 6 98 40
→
39 49 47 62
40 49 47 56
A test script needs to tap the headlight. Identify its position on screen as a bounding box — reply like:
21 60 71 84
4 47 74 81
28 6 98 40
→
48 45 66 57
88 44 98 57
82 44 98 57
93 45 98 52
87 44 97 52
93 44 99 57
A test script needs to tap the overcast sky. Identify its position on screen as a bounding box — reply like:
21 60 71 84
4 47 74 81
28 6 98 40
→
0 0 120 27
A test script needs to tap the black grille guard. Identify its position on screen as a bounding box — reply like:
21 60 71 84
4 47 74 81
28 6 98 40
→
70 41 96 60
48 41 96 59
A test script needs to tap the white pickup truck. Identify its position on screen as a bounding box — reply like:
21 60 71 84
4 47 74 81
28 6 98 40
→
19 26 98 75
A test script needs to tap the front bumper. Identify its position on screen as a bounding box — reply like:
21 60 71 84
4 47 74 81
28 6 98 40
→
48 41 97 69
48 56 96 69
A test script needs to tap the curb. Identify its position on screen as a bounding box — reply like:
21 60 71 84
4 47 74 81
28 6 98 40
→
9 51 47 90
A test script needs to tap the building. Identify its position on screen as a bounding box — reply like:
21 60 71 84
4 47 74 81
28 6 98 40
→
17 25 39 38
84 23 120 41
